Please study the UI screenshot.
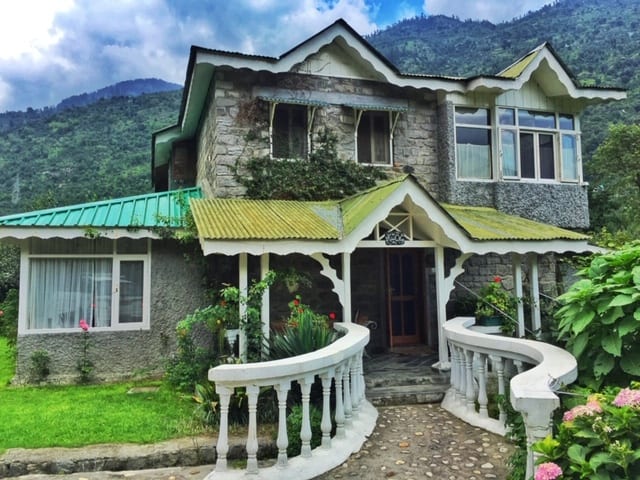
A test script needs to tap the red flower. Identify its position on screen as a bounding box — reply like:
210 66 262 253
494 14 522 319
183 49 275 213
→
293 298 300 306
493 276 502 283
79 319 90 331
329 312 336 320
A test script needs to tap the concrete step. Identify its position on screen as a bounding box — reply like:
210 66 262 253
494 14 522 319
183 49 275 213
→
366 383 448 406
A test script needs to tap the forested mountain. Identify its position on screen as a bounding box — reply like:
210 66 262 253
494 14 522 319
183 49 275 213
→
0 0 636 219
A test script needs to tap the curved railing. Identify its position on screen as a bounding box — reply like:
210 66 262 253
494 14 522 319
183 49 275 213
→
442 317 577 479
204 322 376 480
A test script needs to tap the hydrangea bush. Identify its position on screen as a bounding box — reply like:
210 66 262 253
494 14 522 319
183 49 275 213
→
532 384 640 479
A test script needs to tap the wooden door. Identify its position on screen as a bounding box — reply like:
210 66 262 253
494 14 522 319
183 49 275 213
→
386 250 423 346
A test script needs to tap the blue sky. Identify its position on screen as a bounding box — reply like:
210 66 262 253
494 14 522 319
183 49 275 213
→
0 0 552 112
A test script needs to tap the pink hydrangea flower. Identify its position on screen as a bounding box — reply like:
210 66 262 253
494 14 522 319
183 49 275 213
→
79 319 90 332
562 400 602 422
535 462 563 480
613 388 640 407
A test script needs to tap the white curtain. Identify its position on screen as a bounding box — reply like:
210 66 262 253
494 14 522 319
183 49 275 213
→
562 134 578 181
28 259 112 329
457 143 491 179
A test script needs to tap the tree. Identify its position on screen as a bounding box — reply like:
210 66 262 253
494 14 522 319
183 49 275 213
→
586 123 640 236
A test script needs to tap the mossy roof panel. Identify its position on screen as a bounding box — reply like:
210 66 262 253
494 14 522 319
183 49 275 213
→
190 198 341 240
442 204 589 241
498 49 539 79
0 188 201 228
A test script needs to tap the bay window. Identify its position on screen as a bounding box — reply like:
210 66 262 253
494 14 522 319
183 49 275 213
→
24 238 150 331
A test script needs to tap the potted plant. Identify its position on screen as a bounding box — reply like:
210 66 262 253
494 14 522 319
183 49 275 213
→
474 276 518 331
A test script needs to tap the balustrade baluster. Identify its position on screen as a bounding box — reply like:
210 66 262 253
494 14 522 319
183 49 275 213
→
300 376 314 458
493 356 507 424
477 352 488 418
320 371 334 448
343 359 353 426
464 349 475 412
449 343 459 401
246 385 260 474
214 385 232 472
334 364 346 438
351 355 360 417
274 382 290 468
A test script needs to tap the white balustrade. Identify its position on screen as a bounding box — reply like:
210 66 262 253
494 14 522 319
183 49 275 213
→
204 322 377 480
442 317 577 480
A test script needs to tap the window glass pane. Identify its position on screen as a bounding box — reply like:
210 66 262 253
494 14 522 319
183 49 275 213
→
539 134 555 179
357 111 390 164
518 110 555 129
559 114 575 130
501 130 518 177
562 134 578 180
498 108 515 125
272 104 307 158
455 107 490 126
456 127 491 179
28 259 112 329
119 261 144 323
519 133 535 178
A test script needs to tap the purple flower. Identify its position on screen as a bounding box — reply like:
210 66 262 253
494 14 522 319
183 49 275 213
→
535 462 563 480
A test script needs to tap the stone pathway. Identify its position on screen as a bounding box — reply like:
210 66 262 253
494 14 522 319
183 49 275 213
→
10 404 514 480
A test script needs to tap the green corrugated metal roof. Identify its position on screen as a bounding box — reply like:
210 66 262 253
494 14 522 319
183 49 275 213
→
0 187 201 228
190 198 341 240
442 204 589 241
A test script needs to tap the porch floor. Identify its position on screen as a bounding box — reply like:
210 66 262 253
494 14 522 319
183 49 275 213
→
364 346 450 406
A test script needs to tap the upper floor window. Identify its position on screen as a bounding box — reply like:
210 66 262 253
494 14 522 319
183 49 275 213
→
357 110 391 165
272 103 308 159
499 108 580 182
455 107 492 179
23 238 150 332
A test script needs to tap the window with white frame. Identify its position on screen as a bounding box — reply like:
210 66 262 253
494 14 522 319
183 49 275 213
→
455 107 492 179
356 110 391 165
498 108 580 182
271 103 308 159
24 238 150 331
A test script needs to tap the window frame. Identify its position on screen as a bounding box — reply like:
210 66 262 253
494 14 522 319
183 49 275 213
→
355 110 393 165
269 102 309 160
495 107 581 183
455 106 493 180
19 239 151 334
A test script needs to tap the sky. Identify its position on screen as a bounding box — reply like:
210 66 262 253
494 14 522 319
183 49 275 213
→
0 0 552 113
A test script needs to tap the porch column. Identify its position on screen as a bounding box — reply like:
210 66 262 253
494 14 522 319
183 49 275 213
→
342 252 352 322
512 254 525 337
528 254 541 335
261 253 270 356
239 252 248 362
434 246 449 368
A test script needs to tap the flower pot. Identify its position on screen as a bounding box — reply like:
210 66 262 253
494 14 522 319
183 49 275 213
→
476 315 503 327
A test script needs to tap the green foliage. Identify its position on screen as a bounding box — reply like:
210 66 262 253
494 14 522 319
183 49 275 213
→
285 403 323 457
0 289 18 346
555 243 640 389
268 296 339 360
238 129 387 201
474 276 519 335
0 245 19 301
587 124 640 237
0 381 201 452
0 337 15 387
499 394 527 480
532 384 640 480
29 350 51 383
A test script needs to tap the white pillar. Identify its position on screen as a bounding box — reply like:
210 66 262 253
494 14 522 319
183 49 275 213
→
239 253 248 362
261 253 270 356
342 252 352 322
512 254 525 337
528 254 541 335
434 246 449 368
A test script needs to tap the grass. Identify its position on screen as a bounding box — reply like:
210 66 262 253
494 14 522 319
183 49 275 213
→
0 337 205 454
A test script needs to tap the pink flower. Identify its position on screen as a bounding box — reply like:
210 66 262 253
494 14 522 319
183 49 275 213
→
535 462 562 480
613 388 640 407
329 312 336 320
0 309 4 316
562 400 602 422
79 319 90 332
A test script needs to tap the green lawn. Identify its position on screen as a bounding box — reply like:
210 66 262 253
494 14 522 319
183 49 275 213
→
0 337 204 453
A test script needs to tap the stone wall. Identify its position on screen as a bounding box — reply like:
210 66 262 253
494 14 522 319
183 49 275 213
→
13 240 207 384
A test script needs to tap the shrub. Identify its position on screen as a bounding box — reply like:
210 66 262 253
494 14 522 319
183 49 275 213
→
554 242 640 389
533 383 640 479
29 350 50 383
285 403 323 457
0 289 18 346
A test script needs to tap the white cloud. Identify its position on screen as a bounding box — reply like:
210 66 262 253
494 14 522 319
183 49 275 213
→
423 0 552 23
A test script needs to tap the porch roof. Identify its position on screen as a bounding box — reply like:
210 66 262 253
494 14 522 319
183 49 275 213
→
0 187 202 240
191 176 596 256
